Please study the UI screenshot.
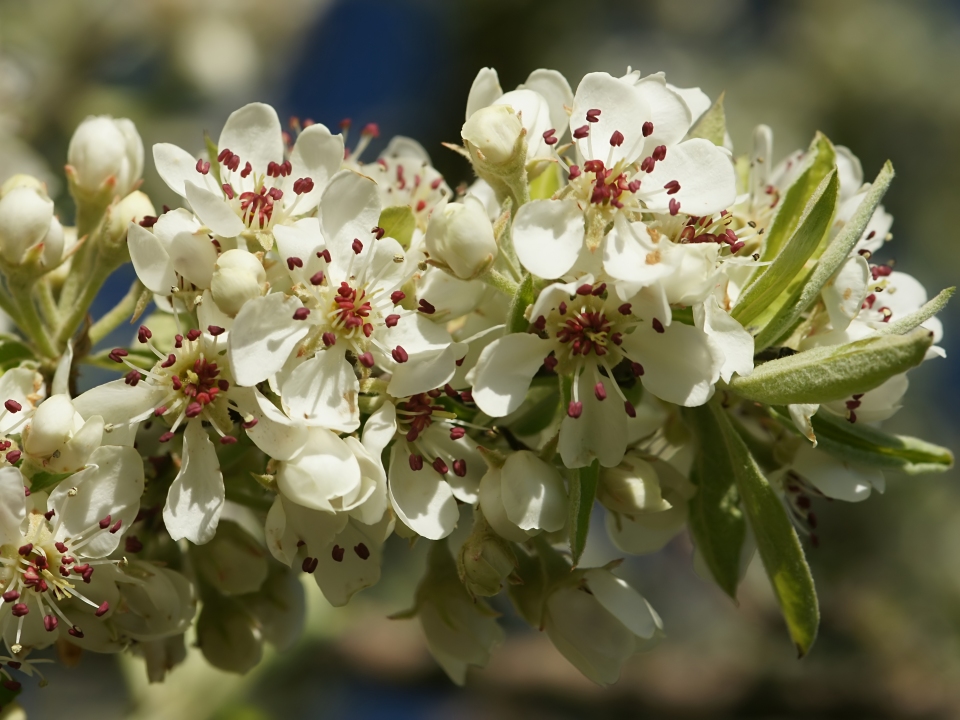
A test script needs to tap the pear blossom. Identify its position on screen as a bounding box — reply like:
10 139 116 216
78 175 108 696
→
21 394 103 474
477 450 567 542
67 115 143 197
0 184 64 268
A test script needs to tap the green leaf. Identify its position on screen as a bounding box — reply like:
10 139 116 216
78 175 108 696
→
27 470 74 494
755 161 896 350
0 339 34 369
529 162 562 200
777 408 953 474
733 170 839 326
879 286 954 336
686 91 726 146
706 399 819 656
729 328 932 405
204 131 223 186
684 405 747 598
758 133 837 262
506 273 537 334
568 459 599 566
378 205 417 250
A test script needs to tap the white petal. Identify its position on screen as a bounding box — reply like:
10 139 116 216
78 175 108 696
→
633 74 692 151
478 467 533 543
500 450 566 532
128 223 176 295
74 377 166 426
420 423 483 504
314 520 385 607
285 123 343 211
465 67 503 120
264 496 298 566
163 420 224 544
622 322 722 406
0 466 26 546
605 505 687 555
170 229 218 289
643 138 736 216
50 445 144 557
278 429 361 512
229 294 310 386
185 181 245 238
232 386 308 462
513 199 584 279
823 255 870 331
344 437 388 524
279 494 348 554
521 69 574 138
559 372 628 468
217 102 283 176
696 297 754 382
666 83 711 122
382 313 462 398
584 568 661 639
361 401 397 459
319 170 381 277
281 349 360 433
273 218 324 281
388 445 458 540
788 403 820 445
471 333 550 417
792 446 883 503
571 72 650 165
602 215 673 287
153 143 215 198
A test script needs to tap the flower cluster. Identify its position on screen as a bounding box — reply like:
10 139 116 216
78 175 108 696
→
0 64 950 704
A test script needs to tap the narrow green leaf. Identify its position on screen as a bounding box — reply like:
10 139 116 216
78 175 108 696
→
0 339 34 369
733 171 839 326
26 470 73 494
378 206 417 250
755 161 896 350
683 405 747 598
568 459 600 566
506 273 537 334
707 400 819 656
879 286 954 336
687 92 726 146
729 328 932 405
204 131 222 186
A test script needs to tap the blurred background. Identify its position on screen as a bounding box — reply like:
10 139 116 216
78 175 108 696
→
2 0 959 717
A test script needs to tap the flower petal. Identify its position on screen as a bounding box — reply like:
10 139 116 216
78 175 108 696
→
622 322 722 406
513 198 584 279
571 72 650 165
284 123 344 211
792 446 883 503
521 69 574 138
0 466 26 546
314 519 386 607
229 294 310 386
185 181 245 238
278 428 361 512
643 138 736 217
361 401 398 459
823 255 869 331
633 73 693 152
388 445 458 540
163 420 224 544
170 229 218 289
465 67 503 120
232 387 308 462
602 215 673 287
478 467 533 543
281 349 360 433
559 372 628 468
471 332 550 417
153 143 216 198
695 296 754 382
584 568 661 640
501 450 566 532
217 102 283 177
319 170 381 278
128 223 176 295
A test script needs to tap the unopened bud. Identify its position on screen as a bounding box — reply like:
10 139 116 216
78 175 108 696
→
462 105 525 167
425 197 498 280
598 454 671 515
68 116 144 197
0 185 55 266
211 249 266 316
458 516 517 597
196 597 263 674
106 191 156 248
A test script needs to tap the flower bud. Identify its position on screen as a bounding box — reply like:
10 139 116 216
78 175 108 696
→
196 596 263 674
105 191 155 248
0 174 46 197
462 105 525 167
192 521 268 596
598 454 671 515
0 185 54 266
22 394 104 472
68 116 144 196
425 197 498 280
458 512 517 598
211 249 266 316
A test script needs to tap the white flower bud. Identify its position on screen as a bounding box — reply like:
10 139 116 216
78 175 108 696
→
425 197 498 280
39 217 64 268
106 191 155 247
211 249 266 316
197 597 263 674
68 116 144 196
598 454 671 515
462 105 525 166
23 394 104 472
0 185 54 265
193 521 268 596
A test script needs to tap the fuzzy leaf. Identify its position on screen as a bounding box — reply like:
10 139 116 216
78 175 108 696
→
684 405 747 598
568 459 599 566
734 171 839 326
729 328 932 405
507 273 537 334
686 92 726 146
378 206 416 250
879 286 954 336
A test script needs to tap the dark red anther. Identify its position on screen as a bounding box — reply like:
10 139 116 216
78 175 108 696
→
391 290 406 305
287 256 303 271
432 457 449 475
558 302 567 315
594 382 607 401
137 326 152 344
109 348 128 363
628 179 641 193
98 515 112 530
542 128 558 146
591 283 606 296
185 402 203 418
653 145 667 161
573 125 590 139
576 283 593 296
43 615 58 632
207 325 226 336
3 399 21 413
302 557 319 573
624 400 636 418
382 313 400 329
652 318 665 334
409 454 424 471
110 519 122 534
567 165 582 181
567 401 583 419
418 299 436 315
186 329 202 341
640 156 655 173
159 431 175 443
585 108 601 123
218 436 237 446
5 450 20 464
124 370 142 386
460 390 474 404
196 159 210 175
139 215 158 228
392 346 409 363
664 180 681 195
449 427 466 440
68 626 84 638
240 161 252 178
322 332 336 347
2 590 18 602
292 307 310 321
618 303 632 315
631 362 644 377
17 543 32 556
609 130 624 147
95 601 110 617
358 352 375 368
242 417 258 430
452 459 467 477
307 270 325 286
543 355 558 372
11 604 28 617
669 198 681 216
125 535 143 553
154 405 168 416
317 248 331 263
174 334 183 348
352 239 363 254
642 121 654 137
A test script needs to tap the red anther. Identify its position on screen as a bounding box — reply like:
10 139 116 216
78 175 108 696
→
640 156 655 173
542 128 558 145
302 556 319 574
137 325 153 344
418 299 436 315
871 264 893 280
18 543 32 556
109 348 128 363
642 121 654 137
5 450 21 464
304 270 324 287
432 457 449 475
573 125 590 139
280 160 292 176
576 283 593 296
227 154 240 172
266 161 279 177
724 228 739 244
110 519 122 533
159 353 176 370
218 379 230 392
196 159 210 175
624 400 636 418
98 515 112 530
11 603 28 617
377 313 398 329
567 165 582 182
415 199 427 212
240 161 252 178
139 215 158 228
207 325 226 337
847 410 858 424
449 427 466 441
664 180 681 195
43 615 58 632
242 417 258 430
217 148 232 163
268 187 284 201
533 315 547 332
627 179 641 193
352 239 363 254
618 303 632 315
159 431 175 443
669 198 681 216
68 626 84 638
611 332 622 346
567 401 583 419
287 256 303 271
124 370 142 386
362 122 380 137
632 362 644 377
452 459 467 477
3 399 21 413
460 390 474 404
55 541 68 553
125 536 143 553
652 318 665 333
591 283 606 296
358 352 375 368
653 145 667 161
583 159 605 174
95 601 110 617
392 346 409 363
293 177 315 195
292 307 310 321
543 355 558 372
318 248 332 263
558 302 567 315
609 130 624 147
322 332 336 347
172 376 182 390
327 545 344 564
186 329 202 341
362 323 373 338
390 290 406 305
594 382 607 401
455 357 465 367
585 108 601 123
185 402 203 418
409 454 424 471
2 590 19 602
729 241 745 253
174 334 183 348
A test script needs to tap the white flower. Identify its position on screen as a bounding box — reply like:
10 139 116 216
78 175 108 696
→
127 209 217 299
424 197 498 280
511 71 736 279
543 567 662 686
22 395 103 474
478 450 567 542
67 116 144 196
228 170 466 425
153 102 343 241
0 184 63 268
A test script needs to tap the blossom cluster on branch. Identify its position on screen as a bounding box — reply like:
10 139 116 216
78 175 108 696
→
0 65 951 704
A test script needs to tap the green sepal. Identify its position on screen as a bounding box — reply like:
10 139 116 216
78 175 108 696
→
378 205 417 250
686 91 726 146
567 459 599 566
506 273 536 334
728 328 933 406
529 162 562 200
